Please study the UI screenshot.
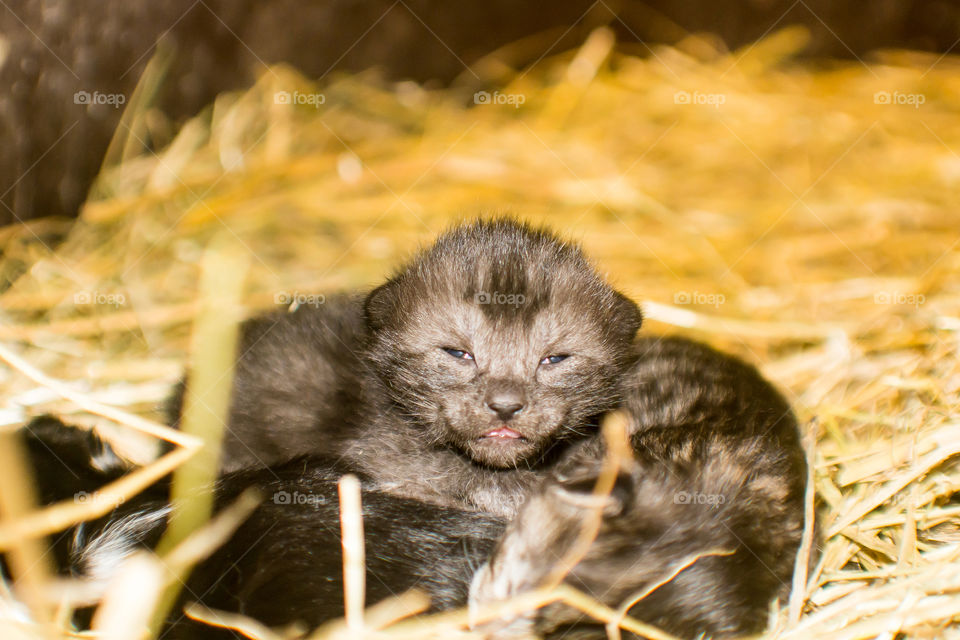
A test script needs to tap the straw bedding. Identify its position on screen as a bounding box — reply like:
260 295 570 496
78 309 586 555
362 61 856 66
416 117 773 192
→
1 26 959 639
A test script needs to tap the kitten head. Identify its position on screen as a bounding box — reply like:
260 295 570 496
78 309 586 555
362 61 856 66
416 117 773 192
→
363 218 641 468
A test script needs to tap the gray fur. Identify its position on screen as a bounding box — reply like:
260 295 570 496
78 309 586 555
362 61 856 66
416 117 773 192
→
470 337 807 639
167 219 808 638
170 218 642 517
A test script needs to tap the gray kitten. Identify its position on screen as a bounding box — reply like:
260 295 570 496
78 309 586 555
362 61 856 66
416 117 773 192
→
169 218 642 516
168 219 807 637
470 336 807 639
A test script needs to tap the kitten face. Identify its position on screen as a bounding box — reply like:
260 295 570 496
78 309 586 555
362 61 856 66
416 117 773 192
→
364 219 641 468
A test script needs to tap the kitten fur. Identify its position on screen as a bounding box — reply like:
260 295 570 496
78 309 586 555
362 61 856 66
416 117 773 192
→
16 333 808 639
470 337 807 639
169 218 643 517
156 218 810 638
11 219 811 639
8 417 506 639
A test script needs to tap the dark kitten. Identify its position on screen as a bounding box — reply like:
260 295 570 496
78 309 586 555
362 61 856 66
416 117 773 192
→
8 417 505 639
169 218 643 516
162 219 808 637
362 220 640 469
470 337 807 639
15 332 808 639
166 293 369 470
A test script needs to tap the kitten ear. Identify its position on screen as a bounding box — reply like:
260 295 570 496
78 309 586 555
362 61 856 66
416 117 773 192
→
611 291 643 341
364 280 398 332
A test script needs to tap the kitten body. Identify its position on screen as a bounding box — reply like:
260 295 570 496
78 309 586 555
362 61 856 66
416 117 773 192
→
160 218 809 638
470 337 807 639
10 417 505 639
20 333 807 640
170 219 642 517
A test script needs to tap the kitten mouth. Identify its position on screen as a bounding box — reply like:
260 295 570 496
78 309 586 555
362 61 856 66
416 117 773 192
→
481 426 524 440
469 426 538 467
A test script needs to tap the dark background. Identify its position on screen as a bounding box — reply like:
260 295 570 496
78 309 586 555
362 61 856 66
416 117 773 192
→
2 0 959 226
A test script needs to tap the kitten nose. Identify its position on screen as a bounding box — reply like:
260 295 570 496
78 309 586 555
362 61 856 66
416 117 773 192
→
487 392 525 421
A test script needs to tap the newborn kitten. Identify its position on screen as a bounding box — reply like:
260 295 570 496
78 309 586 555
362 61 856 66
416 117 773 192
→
16 334 807 639
10 417 506 639
470 337 807 639
169 218 643 516
162 218 808 638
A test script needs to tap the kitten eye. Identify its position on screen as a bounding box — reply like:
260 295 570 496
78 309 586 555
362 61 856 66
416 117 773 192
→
442 348 474 361
540 354 569 365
